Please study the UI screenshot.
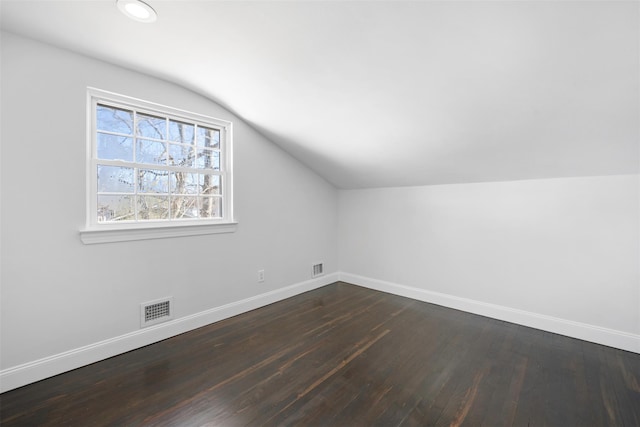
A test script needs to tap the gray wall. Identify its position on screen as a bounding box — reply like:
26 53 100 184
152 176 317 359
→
339 175 639 349
0 33 339 381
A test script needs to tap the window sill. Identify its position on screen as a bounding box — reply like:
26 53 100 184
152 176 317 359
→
79 222 237 244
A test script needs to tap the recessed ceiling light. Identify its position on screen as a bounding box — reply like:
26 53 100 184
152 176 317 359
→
116 0 157 23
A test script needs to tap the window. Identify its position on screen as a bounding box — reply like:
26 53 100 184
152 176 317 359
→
81 88 235 244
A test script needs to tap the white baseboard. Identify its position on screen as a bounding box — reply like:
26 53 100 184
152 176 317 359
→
3 271 637 393
340 272 640 354
0 273 339 393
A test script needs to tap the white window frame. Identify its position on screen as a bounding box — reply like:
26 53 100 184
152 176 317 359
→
80 88 236 244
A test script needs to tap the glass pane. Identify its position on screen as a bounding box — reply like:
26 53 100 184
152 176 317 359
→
171 172 199 194
196 126 220 149
170 195 199 219
199 196 222 218
137 195 169 220
97 105 133 135
169 120 195 144
97 195 135 222
97 165 134 193
200 175 221 195
137 139 167 165
97 133 133 161
195 149 219 170
168 143 195 167
137 113 166 139
138 169 169 193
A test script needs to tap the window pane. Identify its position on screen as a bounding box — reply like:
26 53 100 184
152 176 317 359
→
199 196 222 218
196 149 220 170
97 195 135 222
196 126 220 149
97 133 133 161
171 195 199 219
169 120 195 144
200 175 221 195
138 195 169 220
168 143 195 167
97 105 133 135
138 169 169 193
91 94 230 227
171 172 199 194
97 166 134 193
137 139 167 165
137 113 166 139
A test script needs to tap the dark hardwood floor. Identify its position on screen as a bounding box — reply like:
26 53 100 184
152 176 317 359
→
1 282 639 426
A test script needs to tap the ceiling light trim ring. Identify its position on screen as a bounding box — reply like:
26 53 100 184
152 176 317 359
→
116 0 157 23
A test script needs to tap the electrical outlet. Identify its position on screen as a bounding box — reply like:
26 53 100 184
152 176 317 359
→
258 269 265 283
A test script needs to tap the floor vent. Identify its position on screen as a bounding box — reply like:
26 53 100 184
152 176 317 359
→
312 262 324 278
141 297 173 328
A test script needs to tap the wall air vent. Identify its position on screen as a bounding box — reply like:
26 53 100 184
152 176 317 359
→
140 297 173 328
312 262 324 278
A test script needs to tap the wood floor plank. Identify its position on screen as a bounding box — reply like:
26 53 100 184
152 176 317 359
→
1 282 639 426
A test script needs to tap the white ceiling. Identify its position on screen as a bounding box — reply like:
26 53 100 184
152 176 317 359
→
1 0 638 188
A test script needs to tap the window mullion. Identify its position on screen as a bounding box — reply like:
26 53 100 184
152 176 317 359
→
133 110 139 222
95 158 222 176
164 117 171 220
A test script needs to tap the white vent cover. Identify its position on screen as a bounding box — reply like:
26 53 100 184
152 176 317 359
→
312 262 324 278
140 297 173 328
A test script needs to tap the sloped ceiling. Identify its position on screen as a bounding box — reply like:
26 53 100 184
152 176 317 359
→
1 0 638 188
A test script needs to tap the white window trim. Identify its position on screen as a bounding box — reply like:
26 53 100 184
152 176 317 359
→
80 88 236 244
80 222 238 244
